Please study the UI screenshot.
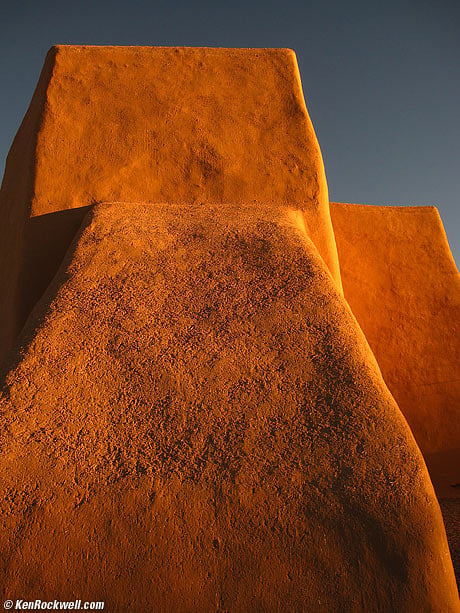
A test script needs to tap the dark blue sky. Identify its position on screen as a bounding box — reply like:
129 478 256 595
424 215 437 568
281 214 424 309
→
1 0 459 263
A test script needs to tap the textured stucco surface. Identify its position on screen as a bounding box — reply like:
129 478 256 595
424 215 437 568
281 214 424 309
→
0 202 457 610
0 47 458 610
331 203 460 496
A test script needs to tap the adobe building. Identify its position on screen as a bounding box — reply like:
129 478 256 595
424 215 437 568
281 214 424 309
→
0 46 458 610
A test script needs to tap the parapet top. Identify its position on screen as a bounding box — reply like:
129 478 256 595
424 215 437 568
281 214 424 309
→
1 44 341 284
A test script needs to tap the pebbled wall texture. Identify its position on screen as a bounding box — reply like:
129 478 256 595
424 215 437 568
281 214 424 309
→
0 47 459 610
0 45 341 366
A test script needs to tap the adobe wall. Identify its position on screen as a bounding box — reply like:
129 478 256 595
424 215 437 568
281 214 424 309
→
0 201 457 609
331 203 460 496
0 46 342 364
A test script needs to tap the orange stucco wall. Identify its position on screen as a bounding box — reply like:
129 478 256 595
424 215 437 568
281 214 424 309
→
0 46 341 365
331 202 460 496
0 48 458 609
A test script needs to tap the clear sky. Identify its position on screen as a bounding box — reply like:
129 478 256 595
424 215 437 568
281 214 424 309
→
1 0 459 264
